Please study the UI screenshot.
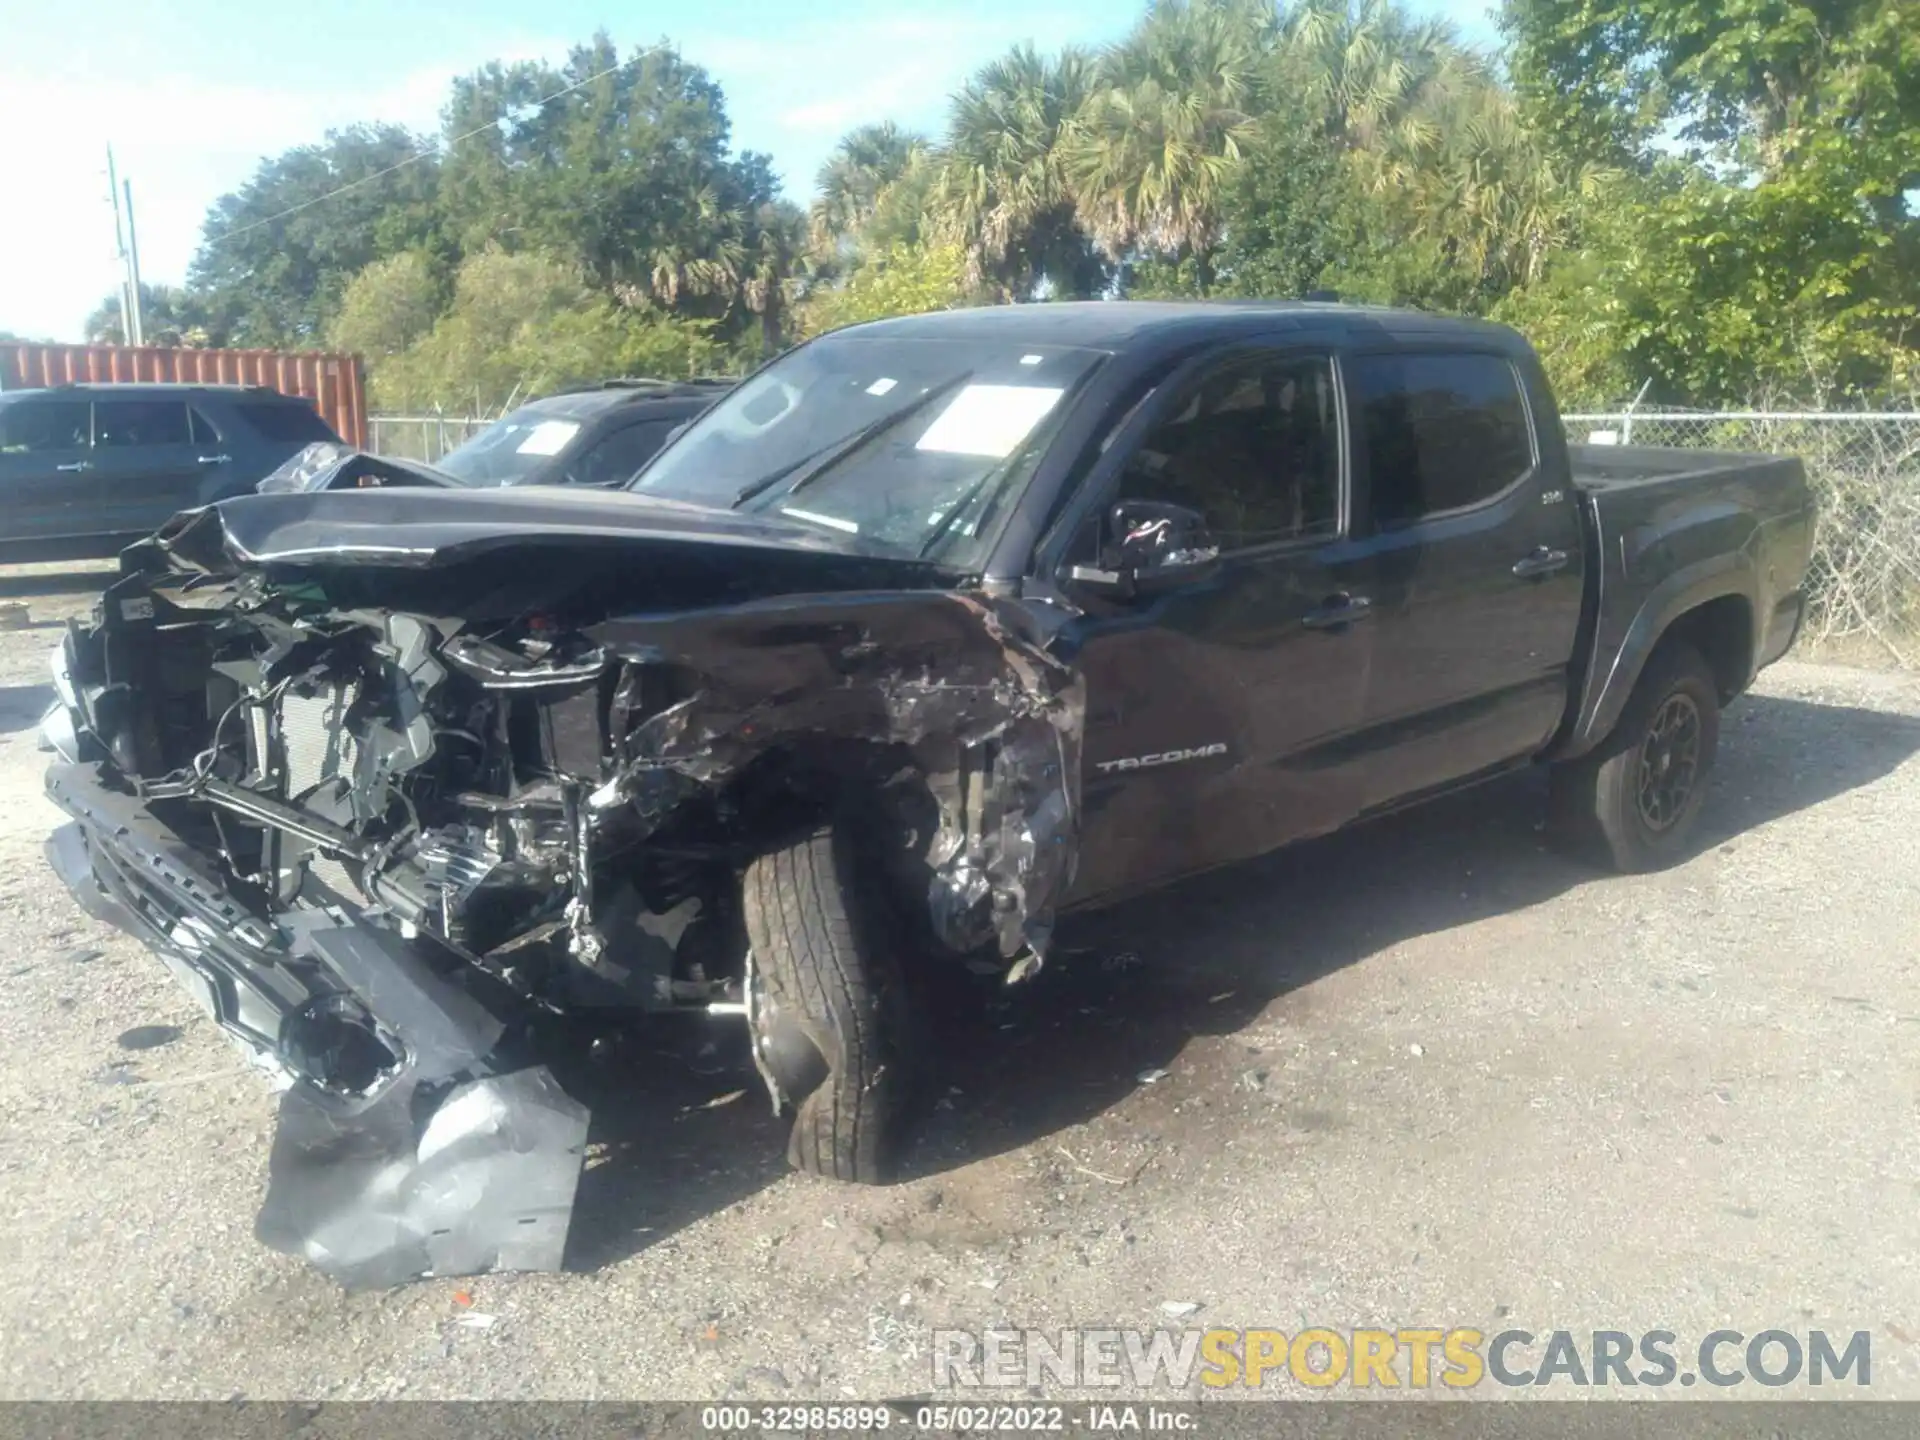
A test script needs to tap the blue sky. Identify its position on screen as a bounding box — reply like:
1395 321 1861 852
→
0 0 1499 343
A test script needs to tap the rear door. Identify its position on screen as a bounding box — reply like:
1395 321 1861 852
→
88 397 203 534
1054 344 1377 905
1345 349 1585 809
0 397 95 544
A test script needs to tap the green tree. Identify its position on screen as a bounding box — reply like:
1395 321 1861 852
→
1064 0 1266 284
1201 90 1361 300
371 247 725 411
739 200 810 356
862 149 943 251
931 43 1108 299
1280 0 1482 154
326 253 443 361
188 124 446 346
1363 82 1614 297
82 284 216 347
811 122 930 253
796 242 971 337
438 35 774 325
1505 0 1920 399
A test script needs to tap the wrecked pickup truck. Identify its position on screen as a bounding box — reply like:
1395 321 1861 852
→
42 302 1812 1285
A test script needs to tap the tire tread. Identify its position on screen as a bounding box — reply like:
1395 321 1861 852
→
742 826 895 1182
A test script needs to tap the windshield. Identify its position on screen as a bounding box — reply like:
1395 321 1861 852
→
629 334 1105 566
434 407 583 486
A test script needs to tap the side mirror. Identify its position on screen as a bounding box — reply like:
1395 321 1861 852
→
1067 500 1221 599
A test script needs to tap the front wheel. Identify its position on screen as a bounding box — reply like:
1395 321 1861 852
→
741 824 915 1183
1549 641 1721 873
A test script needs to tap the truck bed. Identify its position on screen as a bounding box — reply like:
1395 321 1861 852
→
1569 441 1802 491
1560 443 1814 755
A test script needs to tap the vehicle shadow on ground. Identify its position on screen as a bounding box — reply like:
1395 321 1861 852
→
563 690 1920 1268
0 567 113 599
0 683 53 735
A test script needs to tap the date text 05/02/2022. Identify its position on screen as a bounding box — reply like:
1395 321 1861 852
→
699 1405 1187 1433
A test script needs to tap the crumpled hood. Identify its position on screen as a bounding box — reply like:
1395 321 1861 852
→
148 484 920 570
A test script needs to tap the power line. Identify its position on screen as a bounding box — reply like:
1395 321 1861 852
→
203 48 663 251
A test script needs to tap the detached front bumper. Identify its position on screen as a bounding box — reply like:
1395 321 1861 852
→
44 760 589 1288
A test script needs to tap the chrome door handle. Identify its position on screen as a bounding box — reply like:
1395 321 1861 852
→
55 461 90 473
1301 593 1373 629
1512 546 1570 578
196 454 231 465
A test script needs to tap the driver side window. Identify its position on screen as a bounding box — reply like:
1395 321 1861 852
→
1113 351 1341 551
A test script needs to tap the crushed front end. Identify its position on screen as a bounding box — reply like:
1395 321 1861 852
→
41 493 1083 1286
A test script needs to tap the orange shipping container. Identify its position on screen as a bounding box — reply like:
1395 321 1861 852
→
0 341 367 448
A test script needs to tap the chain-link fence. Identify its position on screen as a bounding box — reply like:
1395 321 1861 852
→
1565 410 1920 662
366 413 495 465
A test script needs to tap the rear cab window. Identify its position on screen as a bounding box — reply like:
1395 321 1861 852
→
1350 352 1536 527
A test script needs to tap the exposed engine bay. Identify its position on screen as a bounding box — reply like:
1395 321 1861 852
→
43 489 1084 1287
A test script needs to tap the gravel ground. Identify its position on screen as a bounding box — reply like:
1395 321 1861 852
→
1 561 1918 1402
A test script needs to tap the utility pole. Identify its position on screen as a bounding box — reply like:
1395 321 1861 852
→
106 146 143 346
123 179 145 346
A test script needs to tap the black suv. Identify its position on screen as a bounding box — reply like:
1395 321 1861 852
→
430 378 732 488
0 383 340 561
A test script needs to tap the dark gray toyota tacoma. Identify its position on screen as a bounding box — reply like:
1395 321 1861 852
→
41 302 1812 1285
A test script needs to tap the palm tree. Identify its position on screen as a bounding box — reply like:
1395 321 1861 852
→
1278 0 1483 155
625 184 745 308
1063 0 1268 280
930 43 1105 299
810 122 929 253
1368 84 1614 291
739 200 810 355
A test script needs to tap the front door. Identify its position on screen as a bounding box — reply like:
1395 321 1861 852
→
1053 346 1376 906
0 396 95 546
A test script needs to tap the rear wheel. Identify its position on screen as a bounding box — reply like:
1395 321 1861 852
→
741 824 914 1183
1549 641 1720 872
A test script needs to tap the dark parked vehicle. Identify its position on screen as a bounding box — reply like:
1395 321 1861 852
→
0 383 340 560
253 441 463 495
246 379 735 497
41 302 1811 1285
429 378 733 489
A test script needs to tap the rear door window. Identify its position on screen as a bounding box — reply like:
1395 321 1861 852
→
0 400 91 453
1351 353 1534 527
189 408 223 445
237 402 335 443
94 399 192 447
